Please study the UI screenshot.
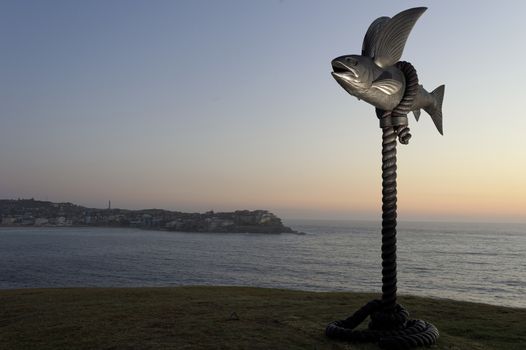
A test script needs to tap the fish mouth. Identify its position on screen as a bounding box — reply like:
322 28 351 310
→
332 60 350 74
331 61 359 87
331 60 358 78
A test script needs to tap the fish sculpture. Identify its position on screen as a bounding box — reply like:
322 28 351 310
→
331 7 445 134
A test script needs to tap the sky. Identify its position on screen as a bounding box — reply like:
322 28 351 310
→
1 0 525 222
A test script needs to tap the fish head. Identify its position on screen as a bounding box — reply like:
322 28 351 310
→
331 55 376 98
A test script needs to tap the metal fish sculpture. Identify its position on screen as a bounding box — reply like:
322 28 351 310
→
331 7 445 134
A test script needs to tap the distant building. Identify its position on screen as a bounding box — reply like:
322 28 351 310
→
2 217 16 225
142 214 153 227
34 218 49 226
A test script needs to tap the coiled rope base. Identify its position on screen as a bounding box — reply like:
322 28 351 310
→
325 62 438 349
325 298 439 349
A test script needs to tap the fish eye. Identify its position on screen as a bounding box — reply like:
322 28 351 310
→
345 57 358 66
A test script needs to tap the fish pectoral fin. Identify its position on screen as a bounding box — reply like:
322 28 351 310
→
371 78 403 95
413 109 421 121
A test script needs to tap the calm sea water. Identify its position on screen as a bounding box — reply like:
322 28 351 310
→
0 220 524 308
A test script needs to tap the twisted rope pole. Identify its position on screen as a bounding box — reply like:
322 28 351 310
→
379 61 418 311
326 62 439 349
380 125 398 312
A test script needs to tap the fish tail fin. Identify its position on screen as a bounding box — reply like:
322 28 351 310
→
424 84 445 135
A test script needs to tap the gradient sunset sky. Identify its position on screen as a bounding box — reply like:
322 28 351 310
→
1 1 525 222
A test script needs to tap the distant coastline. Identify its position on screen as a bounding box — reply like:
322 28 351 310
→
0 198 297 234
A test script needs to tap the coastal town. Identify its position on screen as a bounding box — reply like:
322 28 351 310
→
0 198 296 234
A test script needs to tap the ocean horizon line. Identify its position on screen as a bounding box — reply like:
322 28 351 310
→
284 217 526 226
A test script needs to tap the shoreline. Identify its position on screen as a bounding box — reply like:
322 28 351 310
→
0 224 305 235
1 285 525 311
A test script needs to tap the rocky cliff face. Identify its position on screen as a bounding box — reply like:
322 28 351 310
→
165 210 294 233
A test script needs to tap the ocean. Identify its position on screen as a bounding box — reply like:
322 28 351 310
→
0 220 524 308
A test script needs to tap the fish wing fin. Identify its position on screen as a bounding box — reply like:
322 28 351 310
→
423 85 445 135
372 7 427 67
371 78 403 95
413 109 421 121
362 16 390 57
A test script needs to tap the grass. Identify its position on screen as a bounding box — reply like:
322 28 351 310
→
0 286 524 349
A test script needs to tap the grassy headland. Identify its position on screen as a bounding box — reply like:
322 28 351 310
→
1 286 524 349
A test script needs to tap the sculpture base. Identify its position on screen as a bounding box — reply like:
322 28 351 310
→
325 299 439 349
